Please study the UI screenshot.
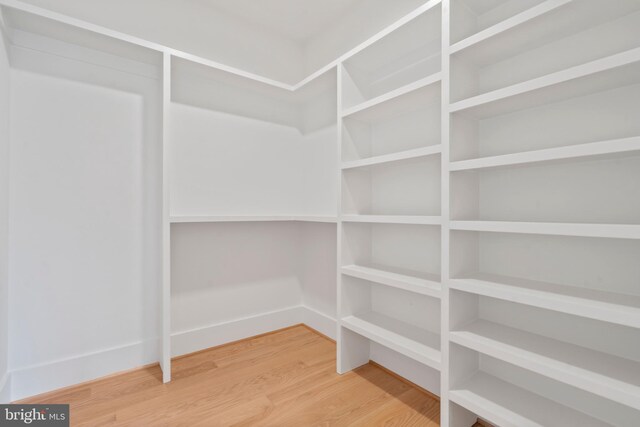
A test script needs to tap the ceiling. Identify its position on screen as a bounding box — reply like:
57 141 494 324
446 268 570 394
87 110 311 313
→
200 0 362 43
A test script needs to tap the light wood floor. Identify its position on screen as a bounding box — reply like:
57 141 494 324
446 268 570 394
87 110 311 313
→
18 325 442 426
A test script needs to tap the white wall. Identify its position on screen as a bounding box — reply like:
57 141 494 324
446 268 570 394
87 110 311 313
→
8 41 162 400
19 0 306 84
171 222 305 355
170 103 337 216
0 9 11 403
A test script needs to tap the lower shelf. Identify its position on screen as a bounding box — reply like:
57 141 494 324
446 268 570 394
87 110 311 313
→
450 372 612 427
341 312 441 370
450 320 640 411
450 272 640 328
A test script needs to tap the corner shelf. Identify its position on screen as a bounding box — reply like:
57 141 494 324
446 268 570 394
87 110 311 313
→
342 215 441 225
450 273 640 329
342 145 441 170
341 312 441 370
170 215 337 223
450 221 640 240
450 372 612 427
451 319 640 411
341 264 441 298
449 136 640 172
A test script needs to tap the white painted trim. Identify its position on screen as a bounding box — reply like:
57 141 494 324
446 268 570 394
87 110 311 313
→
0 372 10 403
9 340 159 401
303 307 337 340
170 306 305 357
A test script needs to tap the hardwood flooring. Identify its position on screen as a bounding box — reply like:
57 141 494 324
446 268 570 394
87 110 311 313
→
17 325 442 426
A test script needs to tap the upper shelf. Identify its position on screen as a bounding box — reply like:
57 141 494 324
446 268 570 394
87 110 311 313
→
450 221 640 240
1 5 162 74
450 0 640 105
450 48 640 118
341 1 441 111
450 0 571 54
343 145 442 171
341 73 441 120
449 137 640 172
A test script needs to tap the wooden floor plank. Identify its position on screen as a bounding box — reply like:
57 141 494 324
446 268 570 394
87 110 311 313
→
16 325 443 426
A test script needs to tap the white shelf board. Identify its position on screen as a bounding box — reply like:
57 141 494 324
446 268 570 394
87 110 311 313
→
450 0 571 55
170 215 337 224
451 320 640 411
341 264 441 298
342 215 441 225
450 221 640 240
450 47 640 118
450 273 640 329
341 312 441 369
342 145 441 170
341 73 441 118
449 136 640 172
450 372 613 427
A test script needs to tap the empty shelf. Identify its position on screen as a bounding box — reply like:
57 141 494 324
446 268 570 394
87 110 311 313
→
170 215 337 223
341 73 441 120
341 264 441 298
450 0 571 55
342 145 441 170
450 273 640 329
450 47 640 118
450 372 612 427
341 312 440 369
451 320 640 410
449 136 640 171
450 221 640 240
343 215 441 225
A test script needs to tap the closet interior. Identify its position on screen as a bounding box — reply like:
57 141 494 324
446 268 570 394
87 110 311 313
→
1 0 639 425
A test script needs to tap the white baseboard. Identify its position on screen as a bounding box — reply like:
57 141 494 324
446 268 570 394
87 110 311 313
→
0 372 10 403
171 306 307 357
303 306 337 340
10 340 158 402
8 306 437 402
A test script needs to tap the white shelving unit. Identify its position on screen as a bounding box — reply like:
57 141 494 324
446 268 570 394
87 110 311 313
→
337 0 444 398
2 0 640 424
446 0 640 425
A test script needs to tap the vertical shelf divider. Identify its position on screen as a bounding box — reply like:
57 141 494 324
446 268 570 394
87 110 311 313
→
161 51 172 383
440 2 460 426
